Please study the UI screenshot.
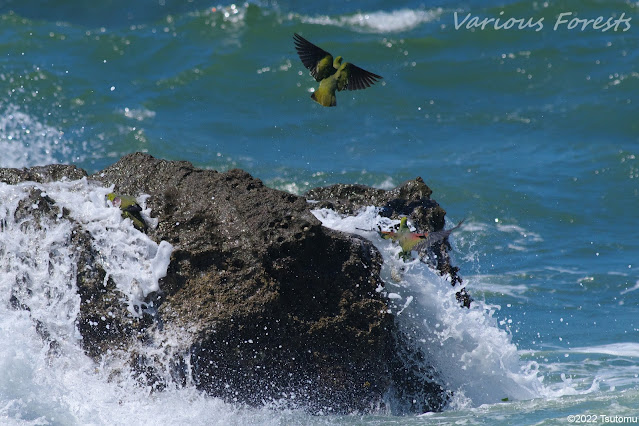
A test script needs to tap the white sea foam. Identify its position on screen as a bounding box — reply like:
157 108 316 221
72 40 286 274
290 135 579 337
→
464 220 544 253
496 223 543 252
0 186 80 348
570 343 639 358
122 106 156 122
0 313 277 425
373 176 396 190
311 207 545 407
296 8 443 33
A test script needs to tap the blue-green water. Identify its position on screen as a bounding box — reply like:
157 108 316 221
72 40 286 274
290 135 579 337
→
0 0 638 424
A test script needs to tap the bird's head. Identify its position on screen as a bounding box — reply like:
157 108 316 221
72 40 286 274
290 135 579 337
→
106 192 121 207
399 217 408 230
333 56 343 68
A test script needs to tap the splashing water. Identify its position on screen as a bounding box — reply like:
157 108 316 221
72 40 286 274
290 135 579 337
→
0 177 185 424
311 207 546 407
0 178 172 323
0 104 72 168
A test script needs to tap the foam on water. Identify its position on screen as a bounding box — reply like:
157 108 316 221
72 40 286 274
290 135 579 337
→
570 343 639 358
620 280 639 295
20 179 171 314
294 8 443 33
0 318 277 425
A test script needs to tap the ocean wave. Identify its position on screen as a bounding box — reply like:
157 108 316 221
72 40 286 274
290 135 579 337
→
293 8 443 33
185 3 443 35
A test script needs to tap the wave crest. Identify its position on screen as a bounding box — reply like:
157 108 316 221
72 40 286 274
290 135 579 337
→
297 8 443 33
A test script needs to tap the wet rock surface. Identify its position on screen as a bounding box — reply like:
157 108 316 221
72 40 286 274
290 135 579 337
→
1 153 470 414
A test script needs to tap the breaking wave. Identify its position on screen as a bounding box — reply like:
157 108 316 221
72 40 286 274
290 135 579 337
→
295 8 444 33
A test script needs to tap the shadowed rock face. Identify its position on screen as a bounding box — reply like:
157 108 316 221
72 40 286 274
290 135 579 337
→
1 153 468 414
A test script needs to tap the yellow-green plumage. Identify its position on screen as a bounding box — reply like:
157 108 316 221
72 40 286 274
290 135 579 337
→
380 217 420 257
312 76 338 107
380 217 465 261
106 192 148 232
294 33 382 107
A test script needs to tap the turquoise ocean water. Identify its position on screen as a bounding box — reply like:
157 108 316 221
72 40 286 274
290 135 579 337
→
0 0 638 424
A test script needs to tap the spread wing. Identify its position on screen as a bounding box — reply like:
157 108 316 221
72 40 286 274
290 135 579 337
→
293 33 334 82
122 203 142 214
338 62 383 91
379 230 397 240
412 220 465 253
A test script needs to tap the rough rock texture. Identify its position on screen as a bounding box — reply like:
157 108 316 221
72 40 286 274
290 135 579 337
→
1 153 470 414
306 180 471 308
0 164 87 184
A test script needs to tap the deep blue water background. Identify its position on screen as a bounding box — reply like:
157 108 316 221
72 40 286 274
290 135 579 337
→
0 0 637 423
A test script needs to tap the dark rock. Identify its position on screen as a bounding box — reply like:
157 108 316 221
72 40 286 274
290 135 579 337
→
89 152 449 413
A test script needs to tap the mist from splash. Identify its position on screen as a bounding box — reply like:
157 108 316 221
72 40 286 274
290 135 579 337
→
0 104 73 168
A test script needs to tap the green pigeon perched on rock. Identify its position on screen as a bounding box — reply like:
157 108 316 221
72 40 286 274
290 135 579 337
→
106 193 148 232
380 217 464 261
293 33 383 107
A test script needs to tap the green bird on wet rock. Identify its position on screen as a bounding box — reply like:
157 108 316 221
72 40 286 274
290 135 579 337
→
106 193 148 232
380 217 464 261
293 33 383 107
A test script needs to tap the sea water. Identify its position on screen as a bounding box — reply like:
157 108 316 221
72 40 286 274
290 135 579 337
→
0 0 637 424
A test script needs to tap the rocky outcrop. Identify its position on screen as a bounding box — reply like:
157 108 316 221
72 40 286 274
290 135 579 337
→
1 153 469 414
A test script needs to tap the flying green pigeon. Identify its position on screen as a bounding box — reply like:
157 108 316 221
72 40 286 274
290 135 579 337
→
293 33 383 107
106 193 148 232
380 217 464 261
